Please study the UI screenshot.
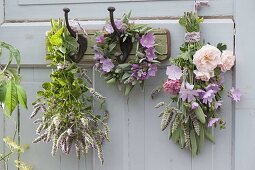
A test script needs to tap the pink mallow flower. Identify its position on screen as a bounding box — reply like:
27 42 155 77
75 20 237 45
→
163 79 181 95
140 32 155 48
96 35 105 44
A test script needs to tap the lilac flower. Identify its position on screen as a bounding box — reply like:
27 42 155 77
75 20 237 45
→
131 64 147 80
166 65 183 80
145 47 156 61
230 87 241 102
215 101 223 110
208 118 220 127
94 51 104 60
179 83 199 102
105 20 123 34
202 89 216 106
206 84 220 93
100 58 114 73
147 64 158 77
96 35 105 44
191 102 199 110
140 32 155 48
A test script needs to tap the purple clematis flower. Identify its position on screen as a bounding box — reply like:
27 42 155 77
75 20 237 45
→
166 65 183 80
215 101 223 110
94 51 104 60
96 34 105 44
179 83 199 102
191 102 199 110
206 84 220 93
140 32 155 48
202 89 216 106
131 64 146 80
100 58 114 73
147 63 158 77
230 87 241 102
145 47 156 61
208 118 220 127
105 20 123 34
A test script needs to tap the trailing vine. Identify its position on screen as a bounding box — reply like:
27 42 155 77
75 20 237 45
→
31 19 109 164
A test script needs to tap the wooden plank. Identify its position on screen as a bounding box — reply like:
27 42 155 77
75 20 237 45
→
93 70 129 170
144 69 192 170
19 68 61 170
0 0 3 24
5 1 233 21
235 0 255 170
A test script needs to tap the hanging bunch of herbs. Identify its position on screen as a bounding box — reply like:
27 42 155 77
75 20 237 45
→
31 19 109 164
152 12 240 156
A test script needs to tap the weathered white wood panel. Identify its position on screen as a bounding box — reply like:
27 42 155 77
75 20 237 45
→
235 0 255 170
0 0 3 24
0 17 234 170
5 0 233 21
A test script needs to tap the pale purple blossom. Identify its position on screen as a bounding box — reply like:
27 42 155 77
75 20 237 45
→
94 51 104 60
147 63 158 77
96 35 105 44
140 32 155 48
230 87 241 102
191 102 199 110
100 58 114 73
166 65 183 80
179 83 199 102
215 101 223 110
202 89 216 106
206 84 220 93
105 20 123 34
208 118 220 127
131 64 147 80
145 47 156 61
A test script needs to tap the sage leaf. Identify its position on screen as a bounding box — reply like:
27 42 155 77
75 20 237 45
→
190 129 197 157
195 105 206 124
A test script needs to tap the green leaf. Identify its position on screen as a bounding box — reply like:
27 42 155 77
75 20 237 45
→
179 17 187 27
217 43 227 52
109 43 117 52
198 125 204 153
122 72 131 81
4 80 18 116
16 84 28 109
172 127 180 143
0 84 7 103
179 129 185 149
195 105 206 124
190 129 197 157
124 85 133 96
106 78 116 84
205 128 215 143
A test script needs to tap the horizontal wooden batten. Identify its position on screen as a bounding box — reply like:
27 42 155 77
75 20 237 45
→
80 28 170 63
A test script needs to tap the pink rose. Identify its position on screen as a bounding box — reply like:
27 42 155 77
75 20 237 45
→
163 79 181 95
219 50 235 72
193 44 221 72
194 70 214 82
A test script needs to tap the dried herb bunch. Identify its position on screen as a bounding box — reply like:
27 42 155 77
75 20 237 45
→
31 19 109 164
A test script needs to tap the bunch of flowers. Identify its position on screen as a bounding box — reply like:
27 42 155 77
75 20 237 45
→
31 19 109 164
153 12 240 156
94 11 161 95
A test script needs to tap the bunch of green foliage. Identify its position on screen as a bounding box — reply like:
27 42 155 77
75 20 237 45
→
31 19 109 164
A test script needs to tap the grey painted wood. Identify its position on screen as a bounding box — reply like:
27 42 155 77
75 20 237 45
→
0 0 3 24
0 7 235 170
234 0 255 170
5 0 233 21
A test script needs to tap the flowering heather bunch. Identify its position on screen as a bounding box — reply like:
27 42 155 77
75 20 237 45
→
94 11 163 95
32 19 109 164
153 12 240 156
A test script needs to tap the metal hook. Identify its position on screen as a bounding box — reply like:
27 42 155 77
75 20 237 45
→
107 6 133 64
63 8 88 63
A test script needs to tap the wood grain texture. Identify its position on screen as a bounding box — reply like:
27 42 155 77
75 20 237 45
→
5 0 233 21
234 0 255 170
0 18 235 170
